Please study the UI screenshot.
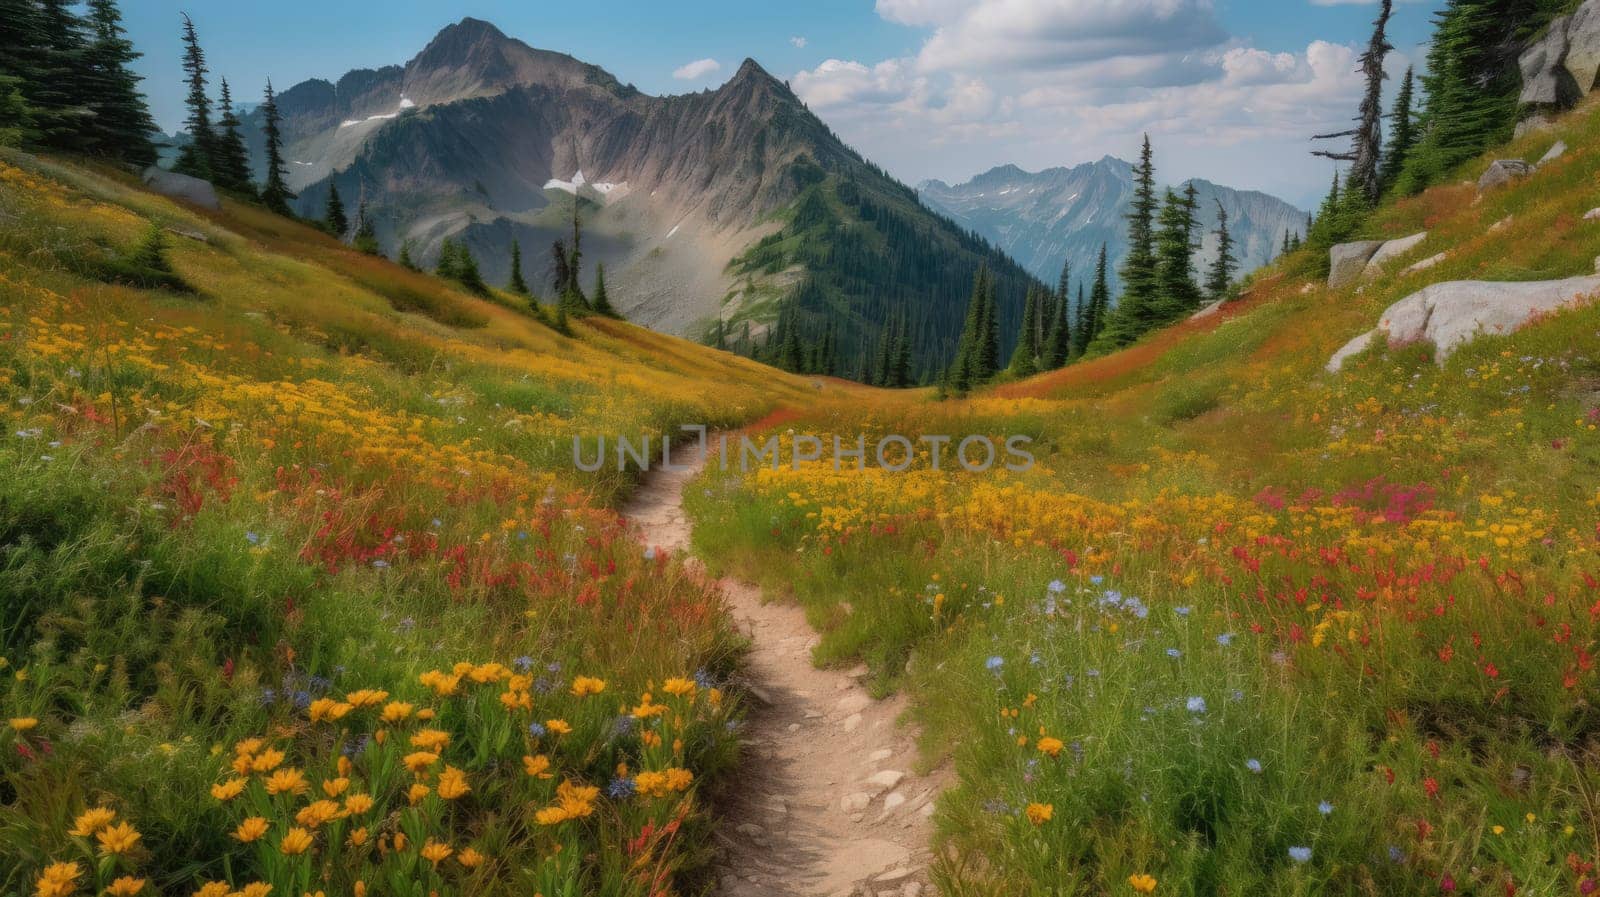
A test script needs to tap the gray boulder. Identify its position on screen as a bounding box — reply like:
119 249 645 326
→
1478 160 1533 192
1402 252 1449 277
1514 113 1556 140
1519 17 1576 107
1328 241 1385 290
1566 1 1600 93
1189 298 1225 321
1539 140 1568 166
140 166 220 210
1329 276 1600 371
1326 330 1377 373
1387 277 1600 363
1363 232 1428 278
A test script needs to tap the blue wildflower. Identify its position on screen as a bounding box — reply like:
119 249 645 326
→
513 655 534 672
608 777 637 799
1047 579 1066 593
245 531 261 545
1174 606 1191 616
1288 846 1312 863
1090 575 1104 585
644 546 657 561
1245 758 1262 773
1166 648 1182 659
1216 632 1234 647
1318 801 1334 815
528 722 547 738
986 656 1004 671
1186 696 1207 713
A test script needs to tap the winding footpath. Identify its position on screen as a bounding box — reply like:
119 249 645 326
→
621 439 939 897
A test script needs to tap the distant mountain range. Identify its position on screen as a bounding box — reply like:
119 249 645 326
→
233 17 1041 376
919 159 1308 296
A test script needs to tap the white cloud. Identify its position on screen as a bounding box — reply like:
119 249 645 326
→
790 36 808 48
787 0 1412 203
672 58 722 80
914 0 1229 73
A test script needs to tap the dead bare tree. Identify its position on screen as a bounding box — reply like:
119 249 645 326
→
1313 0 1394 205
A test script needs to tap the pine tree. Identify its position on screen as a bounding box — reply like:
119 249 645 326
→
173 13 214 179
0 0 48 148
1204 200 1237 302
1077 245 1110 355
398 240 417 270
1312 0 1392 205
778 301 803 372
1110 135 1160 344
507 239 530 294
352 200 379 254
550 240 571 297
1007 285 1040 377
31 0 94 152
592 263 619 317
323 181 348 239
976 270 1000 380
560 200 590 314
210 77 253 193
82 0 155 166
947 263 990 392
1152 184 1202 322
1378 66 1416 194
1043 263 1071 369
889 313 911 387
0 74 32 147
258 80 295 215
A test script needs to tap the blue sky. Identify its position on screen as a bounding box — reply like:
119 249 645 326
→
124 1 1443 207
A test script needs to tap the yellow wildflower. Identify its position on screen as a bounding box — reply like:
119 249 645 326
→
344 689 388 708
408 783 431 805
380 701 414 724
264 768 309 796
234 817 270 843
280 826 314 856
343 793 374 815
402 751 439 774
307 698 352 723
662 677 697 697
295 800 341 828
420 839 453 866
106 876 146 896
321 777 349 798
1025 803 1053 826
95 821 141 855
456 847 485 869
32 861 81 897
570 676 606 697
211 778 248 801
192 882 231 897
409 728 450 752
1036 737 1064 758
523 754 553 778
1128 873 1158 894
67 807 116 837
546 719 572 734
9 717 38 731
437 765 470 800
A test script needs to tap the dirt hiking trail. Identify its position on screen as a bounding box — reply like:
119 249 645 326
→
621 439 939 897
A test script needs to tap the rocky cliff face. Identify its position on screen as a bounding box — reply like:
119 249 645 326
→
919 159 1306 295
1518 0 1600 136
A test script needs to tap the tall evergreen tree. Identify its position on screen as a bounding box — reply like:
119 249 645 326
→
1152 184 1202 321
1205 201 1238 301
1378 66 1417 194
1078 244 1110 355
1312 0 1392 205
1111 135 1160 344
31 0 94 151
889 313 911 387
1007 286 1041 377
258 80 295 215
507 239 530 295
0 0 48 147
210 77 252 193
398 240 417 271
82 0 155 165
947 263 990 392
323 181 348 238
1043 265 1071 369
591 262 619 317
975 269 1000 380
172 13 213 179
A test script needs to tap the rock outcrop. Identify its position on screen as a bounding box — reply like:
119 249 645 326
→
1328 241 1385 290
1328 276 1600 371
140 166 220 210
1478 160 1533 192
1363 232 1428 278
1518 1 1600 133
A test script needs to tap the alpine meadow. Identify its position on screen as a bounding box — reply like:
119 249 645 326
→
6 1 1600 896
